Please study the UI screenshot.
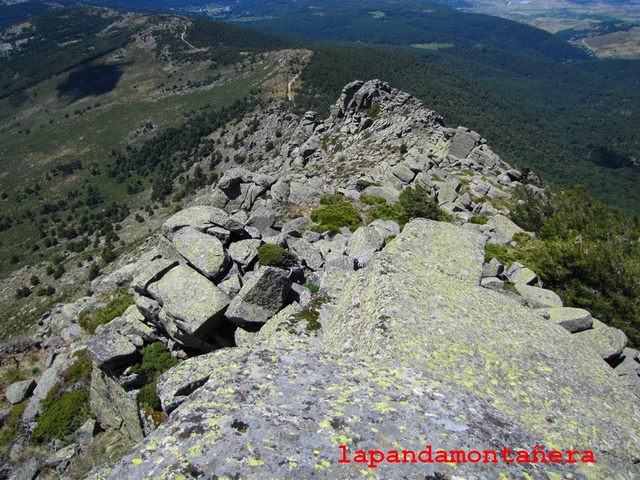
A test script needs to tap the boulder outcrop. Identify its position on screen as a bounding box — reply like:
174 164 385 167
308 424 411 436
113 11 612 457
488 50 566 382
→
90 220 640 479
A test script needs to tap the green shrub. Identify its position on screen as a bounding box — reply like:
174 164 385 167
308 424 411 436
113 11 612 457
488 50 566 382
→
319 193 345 205
79 287 133 334
360 194 387 206
470 215 488 225
368 203 408 226
0 403 27 456
310 201 363 233
138 382 161 411
398 186 449 222
257 244 297 268
303 282 319 293
130 343 178 412
34 389 90 442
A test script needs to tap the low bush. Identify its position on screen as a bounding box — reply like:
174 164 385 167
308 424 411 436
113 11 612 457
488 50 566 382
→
310 201 363 233
130 343 178 413
33 389 90 442
366 186 449 227
257 244 297 268
360 194 386 206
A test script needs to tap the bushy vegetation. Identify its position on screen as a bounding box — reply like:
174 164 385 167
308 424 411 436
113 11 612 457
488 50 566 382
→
367 187 449 226
487 185 640 346
79 287 133 334
33 349 92 443
257 244 298 268
310 195 363 233
130 342 179 414
0 403 27 457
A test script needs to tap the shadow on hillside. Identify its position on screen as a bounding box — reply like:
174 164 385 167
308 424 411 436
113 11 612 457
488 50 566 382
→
57 64 124 101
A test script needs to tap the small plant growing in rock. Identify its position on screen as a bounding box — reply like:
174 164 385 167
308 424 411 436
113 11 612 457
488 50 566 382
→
257 244 297 268
470 215 489 225
33 349 92 443
131 342 179 421
79 287 133 334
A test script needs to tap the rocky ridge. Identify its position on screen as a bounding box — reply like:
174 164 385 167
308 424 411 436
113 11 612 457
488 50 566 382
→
2 80 640 479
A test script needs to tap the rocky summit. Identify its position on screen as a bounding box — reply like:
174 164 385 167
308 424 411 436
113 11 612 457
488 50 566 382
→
4 80 640 480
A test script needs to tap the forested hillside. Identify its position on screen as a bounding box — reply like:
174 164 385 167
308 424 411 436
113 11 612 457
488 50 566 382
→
292 45 640 213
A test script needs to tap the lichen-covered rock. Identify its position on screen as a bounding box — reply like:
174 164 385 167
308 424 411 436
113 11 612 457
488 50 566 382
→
22 353 70 422
156 348 246 415
5 379 36 405
87 329 139 370
131 258 178 295
486 213 525 244
288 237 323 271
90 347 586 480
89 365 144 442
573 318 627 361
345 225 384 268
537 307 593 333
147 265 230 347
225 267 291 328
323 219 640 476
515 283 563 308
173 227 229 279
228 239 260 270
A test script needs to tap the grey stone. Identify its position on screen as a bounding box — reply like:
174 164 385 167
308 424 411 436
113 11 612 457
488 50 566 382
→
244 226 262 239
225 267 291 328
574 319 627 361
281 216 309 236
173 227 229 279
209 208 245 234
480 277 504 290
161 206 218 240
148 266 230 346
537 307 594 333
61 323 85 344
8 456 39 480
87 328 139 370
156 350 241 414
487 214 524 243
206 226 231 244
446 130 478 159
132 259 178 295
324 254 356 271
228 239 260 269
45 443 77 468
288 237 324 271
345 225 385 268
514 283 563 308
363 185 399 204
89 365 144 442
288 283 312 308
437 185 458 205
509 267 538 285
246 207 276 233
482 262 505 278
218 272 242 298
23 353 70 422
135 296 161 324
5 379 36 405
368 219 400 239
302 230 322 243
391 163 416 183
